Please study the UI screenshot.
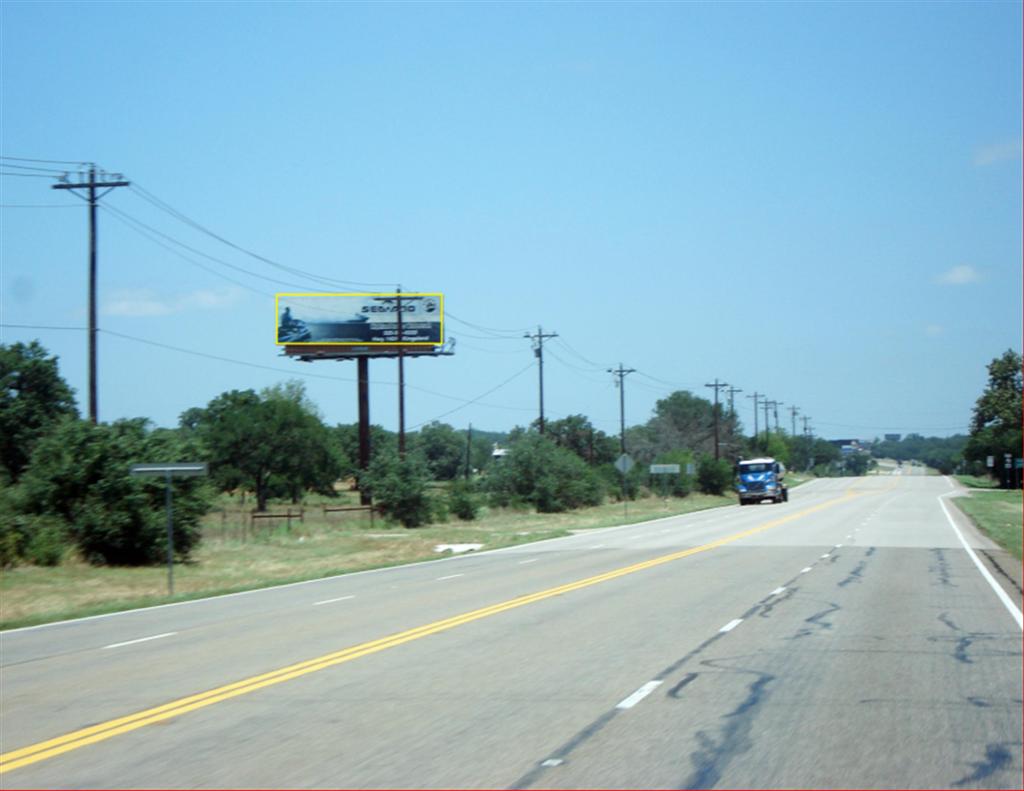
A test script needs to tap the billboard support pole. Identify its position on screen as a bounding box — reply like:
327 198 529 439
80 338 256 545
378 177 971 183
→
397 288 406 459
357 357 371 505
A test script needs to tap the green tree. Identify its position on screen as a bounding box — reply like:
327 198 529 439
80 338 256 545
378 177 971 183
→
18 418 211 565
965 349 1022 473
0 341 78 482
187 385 341 511
414 421 466 480
538 415 618 466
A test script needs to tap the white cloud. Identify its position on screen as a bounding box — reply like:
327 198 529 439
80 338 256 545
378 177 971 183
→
925 324 943 336
974 140 1022 166
103 287 244 317
935 265 980 285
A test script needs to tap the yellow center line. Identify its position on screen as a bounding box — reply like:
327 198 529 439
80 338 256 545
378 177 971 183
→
1 489 861 774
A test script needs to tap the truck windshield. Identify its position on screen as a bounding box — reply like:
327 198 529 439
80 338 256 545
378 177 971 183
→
739 463 772 474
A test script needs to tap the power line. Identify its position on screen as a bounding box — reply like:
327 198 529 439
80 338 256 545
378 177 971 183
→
102 205 274 298
0 171 60 178
408 361 536 430
0 155 91 166
129 183 393 289
445 310 530 337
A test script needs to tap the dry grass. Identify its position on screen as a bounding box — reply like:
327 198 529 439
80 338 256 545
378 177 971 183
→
0 491 733 630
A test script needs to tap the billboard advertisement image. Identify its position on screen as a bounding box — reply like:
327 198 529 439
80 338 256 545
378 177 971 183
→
276 293 444 345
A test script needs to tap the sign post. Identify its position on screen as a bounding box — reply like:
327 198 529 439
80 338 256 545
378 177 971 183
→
615 454 635 519
130 463 208 595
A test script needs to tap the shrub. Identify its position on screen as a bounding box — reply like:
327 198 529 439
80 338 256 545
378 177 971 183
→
21 514 70 566
486 434 604 513
448 480 479 521
363 452 433 528
18 418 211 565
697 455 734 495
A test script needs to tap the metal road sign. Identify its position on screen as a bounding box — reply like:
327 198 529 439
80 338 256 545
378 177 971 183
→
649 464 681 474
614 454 635 474
129 462 207 595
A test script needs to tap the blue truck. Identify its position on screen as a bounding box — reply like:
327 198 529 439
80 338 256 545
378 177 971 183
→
736 457 788 505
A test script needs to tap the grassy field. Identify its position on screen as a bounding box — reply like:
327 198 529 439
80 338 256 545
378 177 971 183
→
952 490 1023 559
0 490 734 630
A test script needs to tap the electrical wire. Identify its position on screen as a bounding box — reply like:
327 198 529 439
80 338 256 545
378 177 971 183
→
408 361 536 429
129 183 393 289
102 206 276 298
0 155 91 166
102 204 319 292
445 310 530 337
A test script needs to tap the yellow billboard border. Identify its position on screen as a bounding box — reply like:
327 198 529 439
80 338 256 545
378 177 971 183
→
275 292 445 346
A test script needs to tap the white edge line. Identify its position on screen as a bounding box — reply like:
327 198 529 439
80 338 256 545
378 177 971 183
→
313 595 356 606
938 492 1023 630
616 680 663 709
720 618 743 633
102 632 176 650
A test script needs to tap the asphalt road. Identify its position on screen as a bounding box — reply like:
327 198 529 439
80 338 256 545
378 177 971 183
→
2 476 1021 789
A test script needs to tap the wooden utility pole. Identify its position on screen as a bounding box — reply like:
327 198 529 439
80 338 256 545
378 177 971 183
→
52 166 129 423
608 363 636 453
705 378 729 460
747 392 761 446
525 326 558 434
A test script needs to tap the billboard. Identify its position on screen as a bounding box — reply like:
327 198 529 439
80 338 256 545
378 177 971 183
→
276 293 444 346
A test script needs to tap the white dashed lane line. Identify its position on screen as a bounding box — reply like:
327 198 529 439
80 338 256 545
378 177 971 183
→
616 680 663 710
313 595 356 606
719 618 743 633
437 574 464 581
769 586 787 596
517 559 538 565
103 632 176 650
800 567 812 573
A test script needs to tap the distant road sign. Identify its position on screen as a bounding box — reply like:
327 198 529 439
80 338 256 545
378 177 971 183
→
649 464 681 474
986 456 995 468
130 463 208 477
615 454 635 474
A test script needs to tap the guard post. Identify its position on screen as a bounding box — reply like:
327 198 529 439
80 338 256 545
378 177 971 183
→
130 463 208 596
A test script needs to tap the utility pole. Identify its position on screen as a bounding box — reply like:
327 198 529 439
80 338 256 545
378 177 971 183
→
465 423 473 481
52 165 130 424
525 326 558 434
789 405 800 437
609 363 636 453
726 386 743 417
704 378 729 460
747 392 761 447
802 415 812 438
771 400 784 432
763 398 771 445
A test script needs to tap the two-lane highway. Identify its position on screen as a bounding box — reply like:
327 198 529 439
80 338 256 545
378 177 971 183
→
1 476 1021 788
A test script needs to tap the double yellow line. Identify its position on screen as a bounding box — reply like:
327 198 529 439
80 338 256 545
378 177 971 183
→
1 490 860 774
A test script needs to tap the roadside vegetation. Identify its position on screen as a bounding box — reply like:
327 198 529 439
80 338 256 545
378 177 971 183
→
2 340 1019 628
951 490 1023 560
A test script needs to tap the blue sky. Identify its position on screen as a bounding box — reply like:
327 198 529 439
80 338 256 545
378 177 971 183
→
1 1 1020 441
